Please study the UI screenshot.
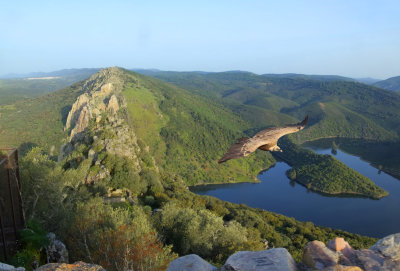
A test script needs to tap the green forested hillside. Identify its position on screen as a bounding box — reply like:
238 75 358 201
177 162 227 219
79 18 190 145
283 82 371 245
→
121 71 276 185
136 70 400 141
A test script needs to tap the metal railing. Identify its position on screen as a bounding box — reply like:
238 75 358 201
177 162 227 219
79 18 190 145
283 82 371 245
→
0 148 25 262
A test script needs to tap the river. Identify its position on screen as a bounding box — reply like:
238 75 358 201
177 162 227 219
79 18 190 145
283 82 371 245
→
190 145 400 238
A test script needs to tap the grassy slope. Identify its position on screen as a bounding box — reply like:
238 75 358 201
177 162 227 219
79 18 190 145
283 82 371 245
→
138 71 400 140
0 82 84 155
139 71 400 182
121 70 276 185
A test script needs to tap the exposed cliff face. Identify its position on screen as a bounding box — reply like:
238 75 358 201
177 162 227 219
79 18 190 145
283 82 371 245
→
59 67 148 183
64 67 125 140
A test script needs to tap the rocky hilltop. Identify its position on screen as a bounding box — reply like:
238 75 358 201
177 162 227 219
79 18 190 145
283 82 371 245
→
64 67 124 140
58 67 150 186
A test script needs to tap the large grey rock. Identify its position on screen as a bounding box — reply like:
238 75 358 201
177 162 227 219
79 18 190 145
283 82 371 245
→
321 265 362 271
302 240 339 269
0 262 25 271
46 232 69 263
370 233 400 260
221 248 298 271
167 254 217 271
354 249 400 271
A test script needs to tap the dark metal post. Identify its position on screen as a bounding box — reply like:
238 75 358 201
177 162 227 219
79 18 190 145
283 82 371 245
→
0 214 8 261
13 150 25 227
7 168 18 241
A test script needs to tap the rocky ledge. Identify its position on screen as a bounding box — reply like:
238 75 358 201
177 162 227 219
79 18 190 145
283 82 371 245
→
2 233 399 271
167 233 400 271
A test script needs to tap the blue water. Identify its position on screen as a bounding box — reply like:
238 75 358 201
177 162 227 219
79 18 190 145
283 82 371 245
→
191 148 400 237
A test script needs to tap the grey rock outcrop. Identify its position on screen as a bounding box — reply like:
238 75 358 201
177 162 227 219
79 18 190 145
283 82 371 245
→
353 249 400 271
59 68 145 174
107 94 119 114
64 68 124 141
370 232 400 260
0 262 25 271
221 248 298 271
167 254 217 271
302 234 400 271
321 265 362 271
46 233 69 263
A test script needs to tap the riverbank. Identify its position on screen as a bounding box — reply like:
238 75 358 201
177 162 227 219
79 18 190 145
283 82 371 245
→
189 163 277 187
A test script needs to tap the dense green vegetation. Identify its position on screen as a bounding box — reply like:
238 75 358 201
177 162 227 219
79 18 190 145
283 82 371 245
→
278 137 388 199
138 70 400 140
304 138 400 180
3 67 398 269
137 69 400 179
121 71 276 185
18 145 377 268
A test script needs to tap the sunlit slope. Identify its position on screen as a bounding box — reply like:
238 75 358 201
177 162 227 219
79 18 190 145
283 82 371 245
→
0 82 84 155
120 70 276 185
138 71 400 142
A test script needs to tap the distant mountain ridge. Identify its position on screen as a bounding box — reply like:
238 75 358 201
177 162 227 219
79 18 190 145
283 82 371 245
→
0 68 100 79
373 75 400 91
133 69 357 82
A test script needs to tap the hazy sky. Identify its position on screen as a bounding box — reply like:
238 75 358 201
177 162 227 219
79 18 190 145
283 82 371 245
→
1 0 399 78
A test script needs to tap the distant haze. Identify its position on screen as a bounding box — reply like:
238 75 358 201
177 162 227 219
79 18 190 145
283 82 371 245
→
1 0 399 79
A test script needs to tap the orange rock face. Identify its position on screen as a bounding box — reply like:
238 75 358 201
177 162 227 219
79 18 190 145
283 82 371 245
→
321 264 363 271
328 237 351 252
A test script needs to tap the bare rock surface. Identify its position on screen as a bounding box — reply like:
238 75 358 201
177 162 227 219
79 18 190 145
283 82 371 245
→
221 248 298 271
0 262 25 271
370 233 400 260
36 261 105 271
354 249 400 271
328 238 351 252
321 265 362 271
167 254 217 271
46 233 68 263
302 240 339 269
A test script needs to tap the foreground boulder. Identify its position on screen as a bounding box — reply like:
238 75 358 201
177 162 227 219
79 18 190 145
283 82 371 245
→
0 262 25 271
303 234 400 271
303 240 339 269
221 248 298 271
36 261 105 271
370 233 400 260
321 265 362 271
328 237 352 253
166 254 217 271
354 249 400 271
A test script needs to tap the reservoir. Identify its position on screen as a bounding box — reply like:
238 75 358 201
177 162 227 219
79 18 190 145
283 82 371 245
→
190 145 400 238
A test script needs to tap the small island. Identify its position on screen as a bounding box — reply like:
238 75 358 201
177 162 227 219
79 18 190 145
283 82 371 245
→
276 138 388 199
